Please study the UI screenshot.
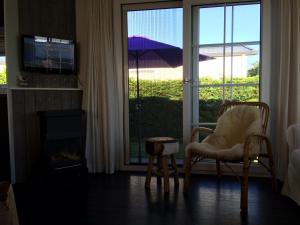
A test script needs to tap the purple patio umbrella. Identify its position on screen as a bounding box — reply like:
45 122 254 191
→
127 36 212 163
128 35 211 69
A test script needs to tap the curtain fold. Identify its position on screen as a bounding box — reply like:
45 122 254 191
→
270 0 300 181
76 0 122 173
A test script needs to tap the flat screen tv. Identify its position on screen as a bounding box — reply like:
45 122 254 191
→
22 35 76 74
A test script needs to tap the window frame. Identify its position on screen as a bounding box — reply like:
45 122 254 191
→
191 1 261 127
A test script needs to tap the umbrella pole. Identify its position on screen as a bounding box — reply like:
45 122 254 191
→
136 52 142 164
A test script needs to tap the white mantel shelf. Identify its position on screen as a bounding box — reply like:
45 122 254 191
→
8 87 82 91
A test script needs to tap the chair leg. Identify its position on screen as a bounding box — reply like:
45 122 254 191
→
162 156 170 193
240 161 249 212
265 139 278 192
145 155 154 189
183 152 192 192
171 154 179 187
157 156 162 185
216 160 222 179
269 157 278 192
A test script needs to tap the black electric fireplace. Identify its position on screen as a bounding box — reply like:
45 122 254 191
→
37 110 87 174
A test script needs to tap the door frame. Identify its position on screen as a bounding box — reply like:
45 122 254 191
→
120 1 184 166
113 0 272 176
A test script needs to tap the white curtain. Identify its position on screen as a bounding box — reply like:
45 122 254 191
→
76 0 123 173
270 0 300 181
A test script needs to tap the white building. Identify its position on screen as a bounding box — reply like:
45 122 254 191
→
129 45 257 80
199 45 257 79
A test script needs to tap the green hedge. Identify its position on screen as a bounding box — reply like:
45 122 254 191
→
129 76 259 102
129 79 183 100
0 70 6 85
129 98 222 141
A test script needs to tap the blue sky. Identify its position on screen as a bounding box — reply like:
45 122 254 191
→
127 4 260 47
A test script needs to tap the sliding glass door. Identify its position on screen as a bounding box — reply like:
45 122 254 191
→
121 1 261 166
123 3 184 164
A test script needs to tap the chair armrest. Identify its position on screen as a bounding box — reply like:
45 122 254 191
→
244 133 271 159
190 127 214 142
286 123 300 150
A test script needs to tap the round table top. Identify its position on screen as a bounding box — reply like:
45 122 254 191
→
146 137 178 143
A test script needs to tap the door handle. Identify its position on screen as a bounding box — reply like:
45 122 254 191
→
136 102 142 110
183 78 191 84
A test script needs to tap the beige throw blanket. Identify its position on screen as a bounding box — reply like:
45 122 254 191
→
186 105 262 161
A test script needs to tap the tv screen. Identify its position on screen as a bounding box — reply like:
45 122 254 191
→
22 35 76 74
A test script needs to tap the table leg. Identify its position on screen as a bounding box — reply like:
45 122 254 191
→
171 154 179 187
145 155 154 189
162 156 170 193
157 156 162 185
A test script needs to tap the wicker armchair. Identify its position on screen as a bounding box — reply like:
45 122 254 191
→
183 101 277 212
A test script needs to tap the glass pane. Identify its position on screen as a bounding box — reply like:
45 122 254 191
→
199 87 223 123
225 43 260 88
233 4 260 42
127 8 183 163
199 44 225 84
0 56 6 84
218 44 260 84
245 44 260 78
225 85 259 102
199 7 224 45
199 44 232 88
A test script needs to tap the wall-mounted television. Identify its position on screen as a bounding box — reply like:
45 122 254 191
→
22 35 76 74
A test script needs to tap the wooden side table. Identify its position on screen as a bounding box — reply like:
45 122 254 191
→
144 137 179 193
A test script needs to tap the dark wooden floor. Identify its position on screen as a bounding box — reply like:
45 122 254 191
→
14 172 300 225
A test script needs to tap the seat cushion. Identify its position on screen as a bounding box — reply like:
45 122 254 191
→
287 124 300 149
290 149 300 169
186 105 262 161
162 142 179 155
186 142 245 161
